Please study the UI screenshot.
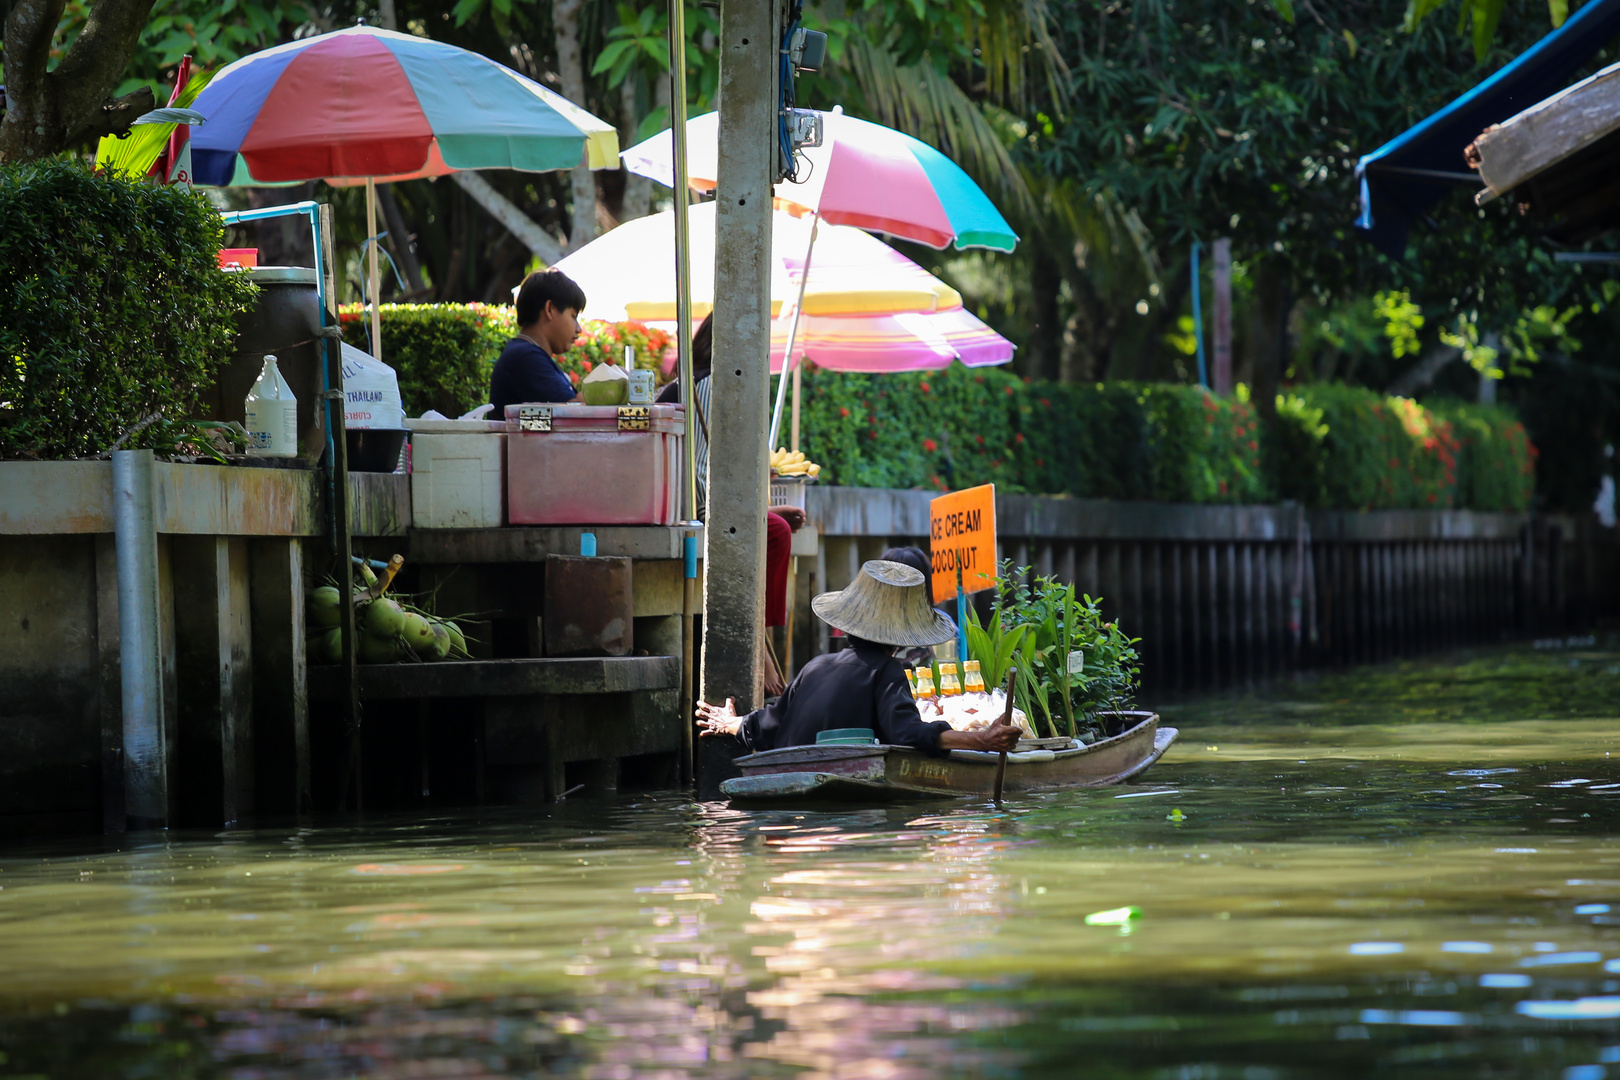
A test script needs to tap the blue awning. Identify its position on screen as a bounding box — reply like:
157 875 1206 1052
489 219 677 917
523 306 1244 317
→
1355 0 1620 258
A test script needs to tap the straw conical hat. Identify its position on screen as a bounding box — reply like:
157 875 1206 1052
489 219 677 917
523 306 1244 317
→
811 560 955 648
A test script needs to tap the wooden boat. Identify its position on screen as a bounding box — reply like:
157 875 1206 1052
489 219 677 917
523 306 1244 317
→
720 710 1176 804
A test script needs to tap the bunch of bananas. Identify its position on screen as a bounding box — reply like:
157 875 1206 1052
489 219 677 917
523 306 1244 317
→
770 448 821 478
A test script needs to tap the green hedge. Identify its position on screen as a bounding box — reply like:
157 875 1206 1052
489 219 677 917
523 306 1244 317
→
340 303 514 418
791 365 1533 512
0 160 257 459
792 365 1270 504
332 303 1534 513
1435 403 1537 512
339 304 674 418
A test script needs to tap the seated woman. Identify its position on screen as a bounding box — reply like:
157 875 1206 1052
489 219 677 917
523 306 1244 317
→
696 560 1019 755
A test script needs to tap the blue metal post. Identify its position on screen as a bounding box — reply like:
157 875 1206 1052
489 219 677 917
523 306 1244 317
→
956 569 969 666
1191 240 1208 389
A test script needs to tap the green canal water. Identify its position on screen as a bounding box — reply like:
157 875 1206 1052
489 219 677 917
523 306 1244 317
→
4 642 1620 1079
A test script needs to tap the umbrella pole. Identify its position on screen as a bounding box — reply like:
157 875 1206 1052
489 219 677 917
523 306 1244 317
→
790 362 801 453
365 177 382 365
767 213 818 453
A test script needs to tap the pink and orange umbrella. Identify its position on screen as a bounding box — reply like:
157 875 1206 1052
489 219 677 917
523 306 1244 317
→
551 203 1015 373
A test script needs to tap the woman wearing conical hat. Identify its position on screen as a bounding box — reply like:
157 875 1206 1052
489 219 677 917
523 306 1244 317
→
697 560 1020 755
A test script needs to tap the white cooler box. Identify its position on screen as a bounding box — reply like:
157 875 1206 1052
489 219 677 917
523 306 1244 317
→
406 418 507 528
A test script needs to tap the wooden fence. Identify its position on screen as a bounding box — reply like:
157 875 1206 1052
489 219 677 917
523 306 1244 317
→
788 488 1610 694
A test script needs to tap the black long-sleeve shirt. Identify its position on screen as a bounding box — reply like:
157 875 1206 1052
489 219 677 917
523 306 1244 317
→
739 641 952 755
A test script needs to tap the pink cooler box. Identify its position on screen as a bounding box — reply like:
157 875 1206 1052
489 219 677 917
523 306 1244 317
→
505 403 685 525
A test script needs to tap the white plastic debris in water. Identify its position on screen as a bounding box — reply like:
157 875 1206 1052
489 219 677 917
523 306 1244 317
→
244 354 298 457
340 342 404 429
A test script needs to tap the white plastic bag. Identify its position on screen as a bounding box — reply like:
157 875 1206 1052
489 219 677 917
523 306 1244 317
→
340 342 405 429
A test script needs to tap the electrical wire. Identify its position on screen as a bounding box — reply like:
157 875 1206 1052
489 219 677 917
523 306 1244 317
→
778 0 804 182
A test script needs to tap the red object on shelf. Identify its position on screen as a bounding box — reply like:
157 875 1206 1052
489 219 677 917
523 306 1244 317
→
219 248 260 268
505 404 684 526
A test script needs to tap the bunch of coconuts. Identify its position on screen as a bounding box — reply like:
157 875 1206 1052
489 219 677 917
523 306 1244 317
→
307 558 468 664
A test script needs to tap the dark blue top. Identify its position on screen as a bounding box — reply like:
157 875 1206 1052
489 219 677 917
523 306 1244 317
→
489 337 574 411
739 641 951 756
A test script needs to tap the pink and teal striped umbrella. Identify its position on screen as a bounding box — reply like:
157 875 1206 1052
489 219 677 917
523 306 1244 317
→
190 25 618 187
621 109 1019 253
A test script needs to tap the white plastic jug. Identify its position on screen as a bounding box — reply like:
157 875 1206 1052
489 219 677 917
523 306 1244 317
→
244 354 298 457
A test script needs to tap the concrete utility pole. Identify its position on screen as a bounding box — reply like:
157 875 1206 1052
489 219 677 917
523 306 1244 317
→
701 0 778 719
1212 238 1233 396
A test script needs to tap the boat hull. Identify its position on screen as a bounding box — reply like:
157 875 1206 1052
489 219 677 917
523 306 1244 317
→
721 711 1176 804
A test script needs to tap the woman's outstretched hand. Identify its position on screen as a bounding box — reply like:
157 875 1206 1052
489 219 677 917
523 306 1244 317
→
696 697 742 737
938 719 1020 753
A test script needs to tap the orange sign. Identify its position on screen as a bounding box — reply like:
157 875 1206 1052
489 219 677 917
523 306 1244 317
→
929 484 997 599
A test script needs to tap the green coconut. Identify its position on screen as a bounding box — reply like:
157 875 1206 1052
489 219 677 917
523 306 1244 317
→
400 611 436 656
359 631 400 664
364 596 407 640
425 622 452 661
581 362 630 406
314 627 342 664
444 621 467 656
308 586 342 629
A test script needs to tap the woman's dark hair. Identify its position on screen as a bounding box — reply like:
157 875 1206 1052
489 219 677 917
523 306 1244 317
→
655 312 715 403
515 269 587 326
844 634 895 652
880 546 933 605
691 311 714 371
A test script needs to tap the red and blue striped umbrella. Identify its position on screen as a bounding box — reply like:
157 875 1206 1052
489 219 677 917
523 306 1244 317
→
190 25 618 187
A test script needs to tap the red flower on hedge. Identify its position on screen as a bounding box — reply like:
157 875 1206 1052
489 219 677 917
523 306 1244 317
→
1040 398 1051 408
581 360 593 373
1004 385 1014 396
920 381 931 393
1247 440 1257 451
1015 433 1025 444
975 434 985 446
840 407 851 418
923 438 938 452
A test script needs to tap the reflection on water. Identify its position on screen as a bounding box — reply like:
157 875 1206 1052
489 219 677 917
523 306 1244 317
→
2 644 1620 1078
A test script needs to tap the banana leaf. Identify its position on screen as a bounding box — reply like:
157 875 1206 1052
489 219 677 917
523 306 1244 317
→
95 67 215 179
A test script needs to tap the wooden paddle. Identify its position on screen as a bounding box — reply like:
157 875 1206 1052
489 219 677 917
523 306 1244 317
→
993 668 1016 806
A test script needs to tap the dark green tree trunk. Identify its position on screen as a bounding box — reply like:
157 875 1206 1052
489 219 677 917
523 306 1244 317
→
1247 258 1292 418
1 0 155 164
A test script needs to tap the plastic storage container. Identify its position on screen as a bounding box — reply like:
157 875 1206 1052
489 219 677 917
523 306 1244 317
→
505 404 684 526
407 418 507 528
769 474 811 511
244 355 298 457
